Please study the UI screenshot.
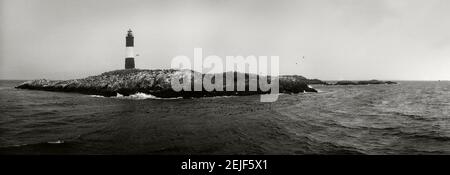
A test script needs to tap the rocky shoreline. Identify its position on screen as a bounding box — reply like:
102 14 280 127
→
16 69 318 98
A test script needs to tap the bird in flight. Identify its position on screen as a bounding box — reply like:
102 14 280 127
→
296 56 305 65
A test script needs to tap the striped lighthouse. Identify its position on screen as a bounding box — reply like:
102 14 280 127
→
125 29 135 69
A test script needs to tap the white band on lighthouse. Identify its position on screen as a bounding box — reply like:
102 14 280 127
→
126 47 134 58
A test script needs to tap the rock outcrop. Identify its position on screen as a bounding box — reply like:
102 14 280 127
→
16 69 317 98
279 75 329 85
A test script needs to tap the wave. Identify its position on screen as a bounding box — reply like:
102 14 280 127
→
0 140 67 150
88 93 182 100
0 87 11 91
119 93 159 100
88 95 105 98
88 91 305 100
47 140 65 144
90 92 250 100
117 92 183 100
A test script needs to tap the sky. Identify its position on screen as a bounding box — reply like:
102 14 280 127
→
1 0 449 80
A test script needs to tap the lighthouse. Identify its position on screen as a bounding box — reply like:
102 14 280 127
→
125 29 135 69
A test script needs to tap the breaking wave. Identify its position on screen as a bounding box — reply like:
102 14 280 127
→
88 95 105 98
89 93 182 100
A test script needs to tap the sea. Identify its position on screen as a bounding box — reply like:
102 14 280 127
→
0 80 449 154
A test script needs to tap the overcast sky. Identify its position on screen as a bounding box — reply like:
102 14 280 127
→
1 0 449 80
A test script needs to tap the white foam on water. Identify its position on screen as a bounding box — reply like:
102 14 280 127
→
47 140 64 144
114 92 182 100
86 93 182 100
127 92 160 99
88 95 105 98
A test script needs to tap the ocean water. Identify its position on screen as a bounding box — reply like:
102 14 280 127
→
0 80 449 154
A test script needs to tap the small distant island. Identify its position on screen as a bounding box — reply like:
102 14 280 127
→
278 75 329 85
16 69 318 98
333 80 397 85
278 77 397 86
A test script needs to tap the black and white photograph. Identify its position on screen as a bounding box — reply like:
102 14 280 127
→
0 0 449 173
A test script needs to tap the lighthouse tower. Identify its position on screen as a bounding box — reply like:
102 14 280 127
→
125 29 135 69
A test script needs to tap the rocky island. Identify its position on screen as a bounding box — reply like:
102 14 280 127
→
278 75 329 85
334 80 397 85
16 69 318 98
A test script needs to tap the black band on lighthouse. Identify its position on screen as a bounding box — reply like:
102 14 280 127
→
125 57 135 69
126 29 134 47
126 36 134 47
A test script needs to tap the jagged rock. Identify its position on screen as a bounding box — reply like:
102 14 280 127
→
16 69 318 98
